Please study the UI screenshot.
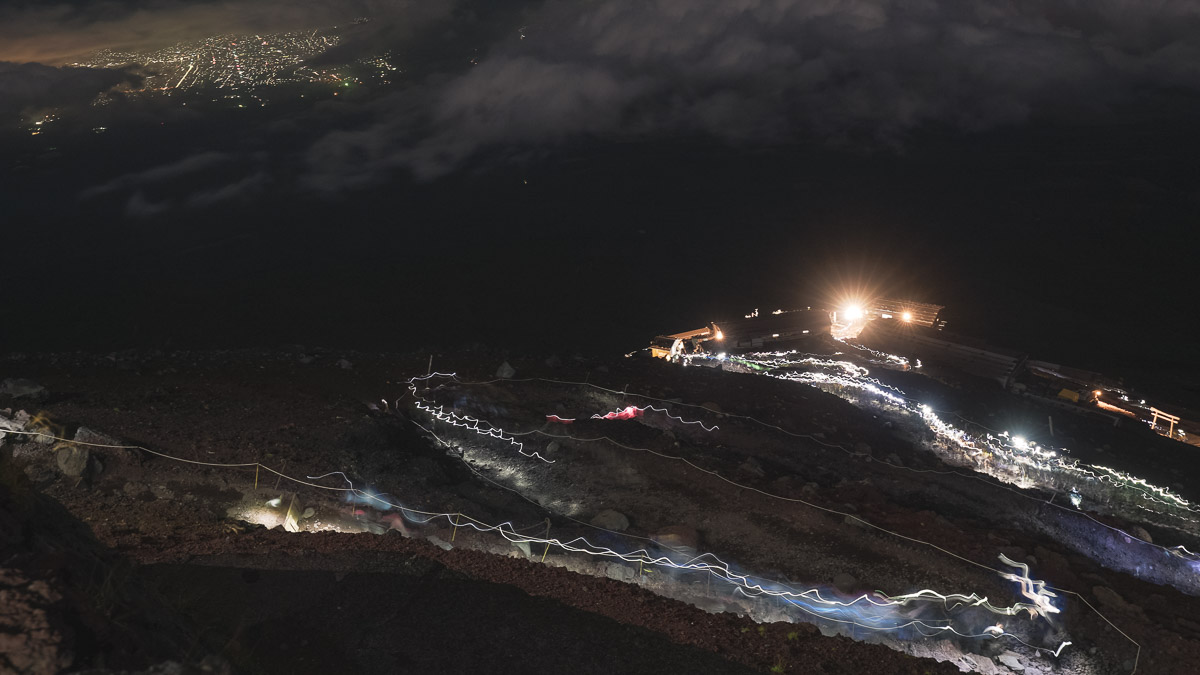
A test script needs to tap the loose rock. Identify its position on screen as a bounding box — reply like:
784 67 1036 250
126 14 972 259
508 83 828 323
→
739 457 766 477
0 378 47 400
832 573 857 593
591 509 630 532
427 535 453 551
997 651 1024 671
844 514 869 529
604 562 635 582
56 446 90 478
654 525 699 553
1093 586 1142 616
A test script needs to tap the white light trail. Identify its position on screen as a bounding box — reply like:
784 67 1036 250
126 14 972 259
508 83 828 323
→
406 373 554 463
298 469 1071 658
389 373 1081 659
12 398 1147 669
708 350 1200 552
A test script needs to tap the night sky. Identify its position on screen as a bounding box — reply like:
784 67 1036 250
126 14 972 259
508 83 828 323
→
2 0 1199 399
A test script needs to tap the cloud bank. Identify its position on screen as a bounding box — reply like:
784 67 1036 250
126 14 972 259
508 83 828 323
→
301 0 1200 186
0 61 139 118
5 0 1198 190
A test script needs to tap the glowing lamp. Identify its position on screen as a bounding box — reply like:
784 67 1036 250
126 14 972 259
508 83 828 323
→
715 330 724 340
843 304 864 320
901 311 913 322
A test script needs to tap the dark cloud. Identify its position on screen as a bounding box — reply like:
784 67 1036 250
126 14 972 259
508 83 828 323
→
0 60 138 119
184 170 267 208
6 1 1198 191
81 150 267 217
80 150 234 197
305 57 646 186
300 0 1200 186
117 169 266 218
124 190 170 219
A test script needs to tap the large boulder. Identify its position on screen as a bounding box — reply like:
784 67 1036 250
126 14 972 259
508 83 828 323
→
74 427 139 465
1 468 208 671
55 446 90 478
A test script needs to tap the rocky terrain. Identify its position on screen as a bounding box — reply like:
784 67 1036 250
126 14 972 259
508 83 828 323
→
3 345 1199 674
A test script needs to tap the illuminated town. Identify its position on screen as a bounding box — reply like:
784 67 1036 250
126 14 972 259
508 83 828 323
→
15 27 399 135
66 25 397 106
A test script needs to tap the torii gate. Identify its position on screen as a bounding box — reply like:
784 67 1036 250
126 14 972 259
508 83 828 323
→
1150 407 1180 437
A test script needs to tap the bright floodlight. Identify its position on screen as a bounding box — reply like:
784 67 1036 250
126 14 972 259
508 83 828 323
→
715 329 724 340
843 304 864 320
901 311 913 322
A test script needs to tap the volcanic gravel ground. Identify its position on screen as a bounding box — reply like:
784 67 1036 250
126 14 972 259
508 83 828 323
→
3 348 1200 674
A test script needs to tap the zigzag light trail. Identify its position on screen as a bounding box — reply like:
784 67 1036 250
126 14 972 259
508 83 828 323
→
708 350 1200 532
10 372 1128 670
401 373 1074 660
407 373 555 464
546 404 720 431
9 394 1145 671
306 462 1070 658
403 366 1200 599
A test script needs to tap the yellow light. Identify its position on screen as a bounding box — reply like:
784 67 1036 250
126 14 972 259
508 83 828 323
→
901 311 913 322
715 330 724 341
843 304 863 320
